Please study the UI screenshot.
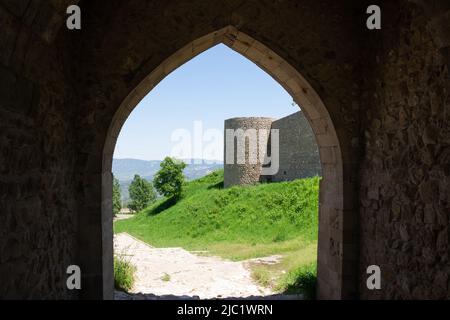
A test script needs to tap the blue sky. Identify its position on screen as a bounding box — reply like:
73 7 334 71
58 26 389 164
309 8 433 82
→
113 44 298 161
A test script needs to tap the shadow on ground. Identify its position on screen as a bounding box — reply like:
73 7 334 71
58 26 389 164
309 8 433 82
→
146 197 178 216
207 181 224 190
115 291 304 300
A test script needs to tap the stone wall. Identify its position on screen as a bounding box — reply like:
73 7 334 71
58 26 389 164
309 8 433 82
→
359 0 450 299
74 0 362 299
267 111 322 182
0 0 365 300
0 0 448 300
224 112 321 188
0 0 78 299
224 117 274 188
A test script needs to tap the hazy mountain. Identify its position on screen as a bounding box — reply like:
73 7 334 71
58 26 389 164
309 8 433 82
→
112 159 162 182
112 158 223 203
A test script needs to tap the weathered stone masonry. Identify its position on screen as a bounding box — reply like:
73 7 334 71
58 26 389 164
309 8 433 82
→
0 0 448 299
359 1 450 299
223 112 321 188
269 112 322 182
224 117 274 188
0 0 79 299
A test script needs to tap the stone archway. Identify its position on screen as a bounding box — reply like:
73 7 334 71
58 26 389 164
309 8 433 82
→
102 26 357 300
1 0 449 301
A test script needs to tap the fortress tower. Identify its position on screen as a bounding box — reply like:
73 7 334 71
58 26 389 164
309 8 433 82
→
224 117 274 188
224 111 321 188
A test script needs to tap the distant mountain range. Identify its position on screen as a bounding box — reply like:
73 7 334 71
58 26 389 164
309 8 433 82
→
112 158 223 203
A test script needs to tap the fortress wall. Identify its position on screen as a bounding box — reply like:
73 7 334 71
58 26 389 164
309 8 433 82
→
224 112 321 187
265 111 322 182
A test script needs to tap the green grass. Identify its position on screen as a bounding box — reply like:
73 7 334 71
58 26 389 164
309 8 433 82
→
249 242 317 296
114 170 319 297
279 262 317 299
114 256 136 292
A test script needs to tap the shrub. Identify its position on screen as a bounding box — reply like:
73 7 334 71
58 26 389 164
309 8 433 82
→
114 256 136 292
161 273 171 282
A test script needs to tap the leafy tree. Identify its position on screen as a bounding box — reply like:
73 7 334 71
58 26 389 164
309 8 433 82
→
128 175 157 212
153 157 187 200
112 176 122 217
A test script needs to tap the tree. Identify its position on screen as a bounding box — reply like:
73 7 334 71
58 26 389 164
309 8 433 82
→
128 175 157 212
112 176 122 217
153 157 187 200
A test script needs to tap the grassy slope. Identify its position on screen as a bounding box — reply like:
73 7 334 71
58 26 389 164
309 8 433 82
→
114 170 319 295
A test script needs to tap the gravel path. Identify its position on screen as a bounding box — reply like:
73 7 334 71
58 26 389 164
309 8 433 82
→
114 233 276 299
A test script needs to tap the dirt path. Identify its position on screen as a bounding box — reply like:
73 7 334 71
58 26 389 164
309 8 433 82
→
114 233 276 299
113 214 134 221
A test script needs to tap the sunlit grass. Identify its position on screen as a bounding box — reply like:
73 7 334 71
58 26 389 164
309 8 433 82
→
249 242 317 297
114 170 319 297
114 256 136 292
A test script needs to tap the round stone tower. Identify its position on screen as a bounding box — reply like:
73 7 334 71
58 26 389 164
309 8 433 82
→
224 117 275 188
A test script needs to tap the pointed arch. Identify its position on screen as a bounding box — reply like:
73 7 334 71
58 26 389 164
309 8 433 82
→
101 26 356 299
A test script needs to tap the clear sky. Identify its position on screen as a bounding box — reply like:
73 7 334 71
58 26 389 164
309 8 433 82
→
113 44 298 161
